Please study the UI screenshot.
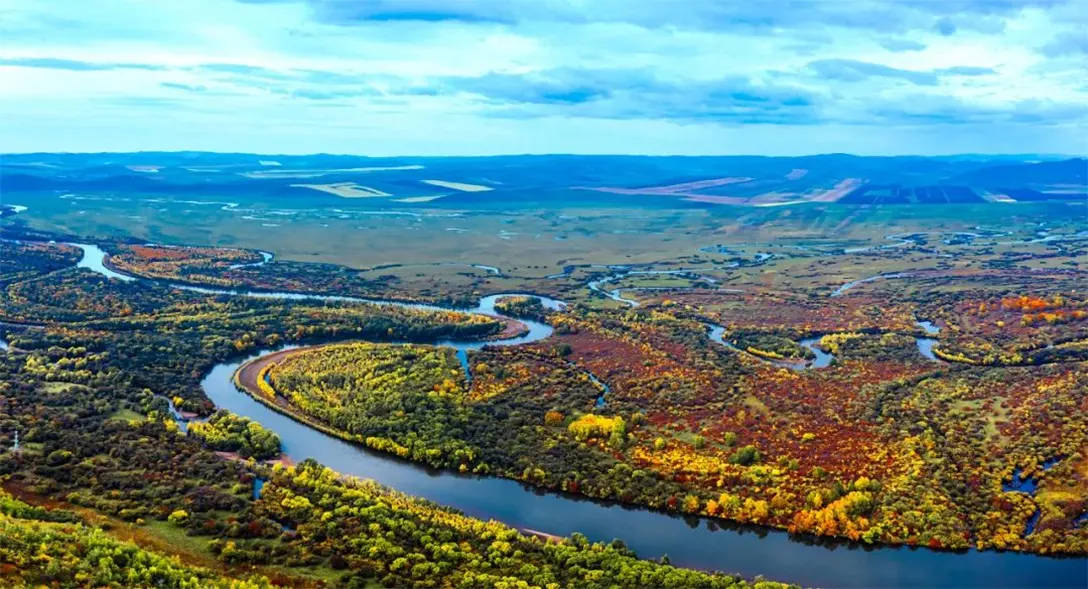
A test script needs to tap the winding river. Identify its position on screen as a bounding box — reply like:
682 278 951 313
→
588 268 723 307
9 243 1086 588
831 272 911 297
229 250 274 270
915 320 940 361
706 326 833 370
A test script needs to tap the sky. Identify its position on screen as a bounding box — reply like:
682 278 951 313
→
0 0 1086 156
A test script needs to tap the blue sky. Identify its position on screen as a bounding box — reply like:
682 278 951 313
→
0 0 1085 155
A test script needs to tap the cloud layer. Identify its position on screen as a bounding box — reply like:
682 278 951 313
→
1 0 1085 155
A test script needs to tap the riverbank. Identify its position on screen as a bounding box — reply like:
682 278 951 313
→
228 336 1084 564
231 345 394 453
202 346 1087 589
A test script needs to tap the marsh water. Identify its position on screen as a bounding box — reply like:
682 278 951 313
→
706 326 833 370
587 268 721 307
915 320 940 360
9 243 1085 588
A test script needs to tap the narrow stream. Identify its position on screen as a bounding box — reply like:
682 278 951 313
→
1004 458 1062 537
706 325 833 370
73 243 136 282
915 320 940 361
831 272 910 297
587 268 720 307
229 250 274 270
799 337 834 368
709 321 941 367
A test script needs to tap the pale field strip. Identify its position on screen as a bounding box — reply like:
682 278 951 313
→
753 200 809 207
421 179 494 192
982 190 1018 203
291 182 391 198
575 177 753 196
395 195 446 203
807 178 864 202
671 178 864 206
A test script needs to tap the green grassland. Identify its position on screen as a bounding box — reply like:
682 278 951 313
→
5 190 1084 303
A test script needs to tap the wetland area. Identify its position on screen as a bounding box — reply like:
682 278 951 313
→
1 157 1086 588
2 237 1085 588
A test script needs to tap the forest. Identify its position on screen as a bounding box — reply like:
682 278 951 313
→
189 410 283 460
0 224 1085 587
0 488 271 588
245 297 1088 553
0 336 785 588
0 240 501 413
493 295 547 320
0 239 799 588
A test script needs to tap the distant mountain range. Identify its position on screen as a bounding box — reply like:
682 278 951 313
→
950 158 1087 186
1 152 1084 207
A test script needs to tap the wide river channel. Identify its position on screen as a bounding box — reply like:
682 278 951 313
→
11 243 1087 588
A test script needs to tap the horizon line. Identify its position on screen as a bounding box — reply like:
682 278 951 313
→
2 150 1084 160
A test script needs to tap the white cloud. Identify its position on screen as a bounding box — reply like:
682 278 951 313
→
0 0 1084 155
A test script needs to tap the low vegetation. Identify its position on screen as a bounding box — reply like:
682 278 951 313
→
189 410 282 460
0 210 1085 587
